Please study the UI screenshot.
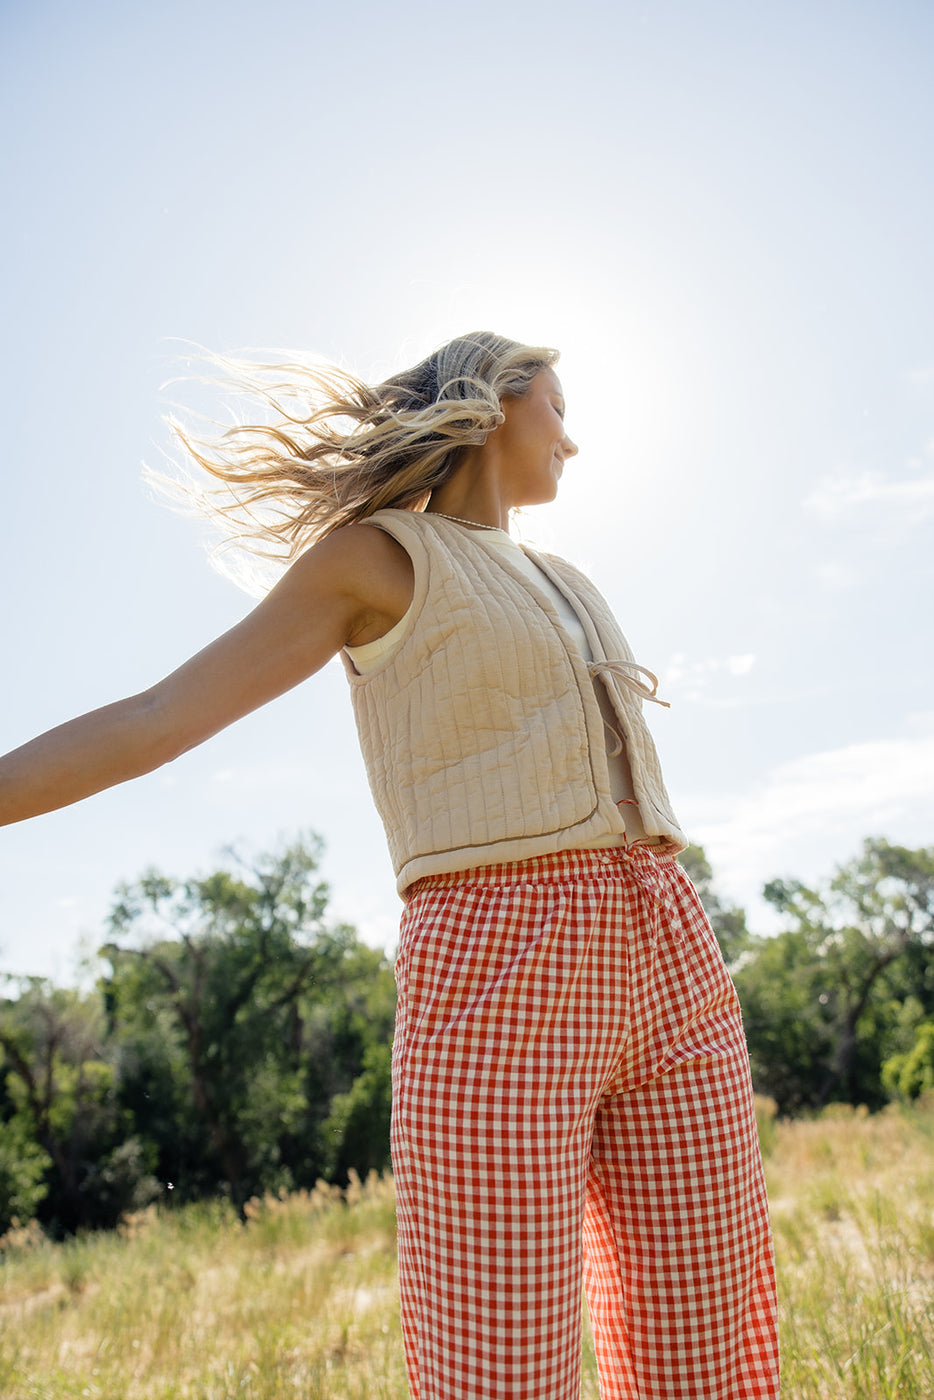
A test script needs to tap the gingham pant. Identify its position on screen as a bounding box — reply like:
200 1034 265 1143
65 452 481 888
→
391 845 779 1400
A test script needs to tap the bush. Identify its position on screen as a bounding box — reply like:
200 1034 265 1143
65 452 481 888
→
883 1021 934 1101
0 1117 50 1233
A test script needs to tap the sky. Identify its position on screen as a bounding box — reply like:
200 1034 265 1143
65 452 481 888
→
1 0 933 983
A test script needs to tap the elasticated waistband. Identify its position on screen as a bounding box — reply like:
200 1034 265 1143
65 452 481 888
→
404 843 677 897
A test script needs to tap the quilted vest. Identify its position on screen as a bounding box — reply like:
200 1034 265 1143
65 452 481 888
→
340 509 687 893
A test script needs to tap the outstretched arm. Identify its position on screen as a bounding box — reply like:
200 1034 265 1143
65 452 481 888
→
0 524 413 826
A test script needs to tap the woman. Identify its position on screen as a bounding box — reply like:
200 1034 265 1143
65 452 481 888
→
0 332 779 1399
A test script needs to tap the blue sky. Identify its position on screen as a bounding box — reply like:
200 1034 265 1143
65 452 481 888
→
2 0 933 981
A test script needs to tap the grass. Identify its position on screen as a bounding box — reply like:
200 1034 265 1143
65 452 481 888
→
2 1106 933 1398
764 1099 934 1399
0 1174 404 1400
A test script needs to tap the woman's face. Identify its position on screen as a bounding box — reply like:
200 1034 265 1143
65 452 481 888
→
495 367 579 508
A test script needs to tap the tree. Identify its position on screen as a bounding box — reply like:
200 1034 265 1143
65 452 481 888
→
678 845 751 964
0 979 157 1234
323 1041 393 1182
734 839 934 1113
101 834 396 1207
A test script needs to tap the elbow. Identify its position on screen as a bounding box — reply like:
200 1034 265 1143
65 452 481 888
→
133 688 201 771
134 684 223 770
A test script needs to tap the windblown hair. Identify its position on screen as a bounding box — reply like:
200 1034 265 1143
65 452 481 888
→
160 331 559 572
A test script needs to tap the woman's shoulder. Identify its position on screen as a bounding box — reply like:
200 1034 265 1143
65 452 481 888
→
283 521 415 620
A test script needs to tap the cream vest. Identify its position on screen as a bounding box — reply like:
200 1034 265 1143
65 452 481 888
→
341 510 687 893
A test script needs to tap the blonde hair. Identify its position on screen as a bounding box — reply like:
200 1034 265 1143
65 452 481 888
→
160 331 559 572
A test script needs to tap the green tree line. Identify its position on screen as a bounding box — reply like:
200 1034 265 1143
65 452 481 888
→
0 837 394 1236
681 838 934 1112
2 833 933 1237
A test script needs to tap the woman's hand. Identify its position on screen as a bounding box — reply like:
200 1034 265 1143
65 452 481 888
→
0 524 413 825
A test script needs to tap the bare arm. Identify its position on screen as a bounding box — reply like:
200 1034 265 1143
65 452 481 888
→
0 524 413 826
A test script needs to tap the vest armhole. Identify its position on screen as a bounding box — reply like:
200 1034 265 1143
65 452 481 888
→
343 512 432 682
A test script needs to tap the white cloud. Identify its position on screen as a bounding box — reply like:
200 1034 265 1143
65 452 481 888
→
813 560 858 591
805 470 934 518
664 652 757 697
680 719 934 930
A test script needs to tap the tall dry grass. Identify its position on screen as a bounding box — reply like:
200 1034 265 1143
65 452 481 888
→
0 1172 403 1400
763 1098 934 1399
1 1107 932 1398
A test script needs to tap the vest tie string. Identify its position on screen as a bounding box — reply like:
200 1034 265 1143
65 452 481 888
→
589 660 670 755
587 659 670 709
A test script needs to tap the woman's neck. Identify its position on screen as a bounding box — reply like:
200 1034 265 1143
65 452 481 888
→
426 474 511 531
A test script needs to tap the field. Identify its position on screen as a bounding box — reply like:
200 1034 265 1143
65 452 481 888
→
1 1102 933 1399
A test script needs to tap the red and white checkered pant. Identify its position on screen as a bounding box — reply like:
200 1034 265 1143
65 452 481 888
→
391 845 779 1399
